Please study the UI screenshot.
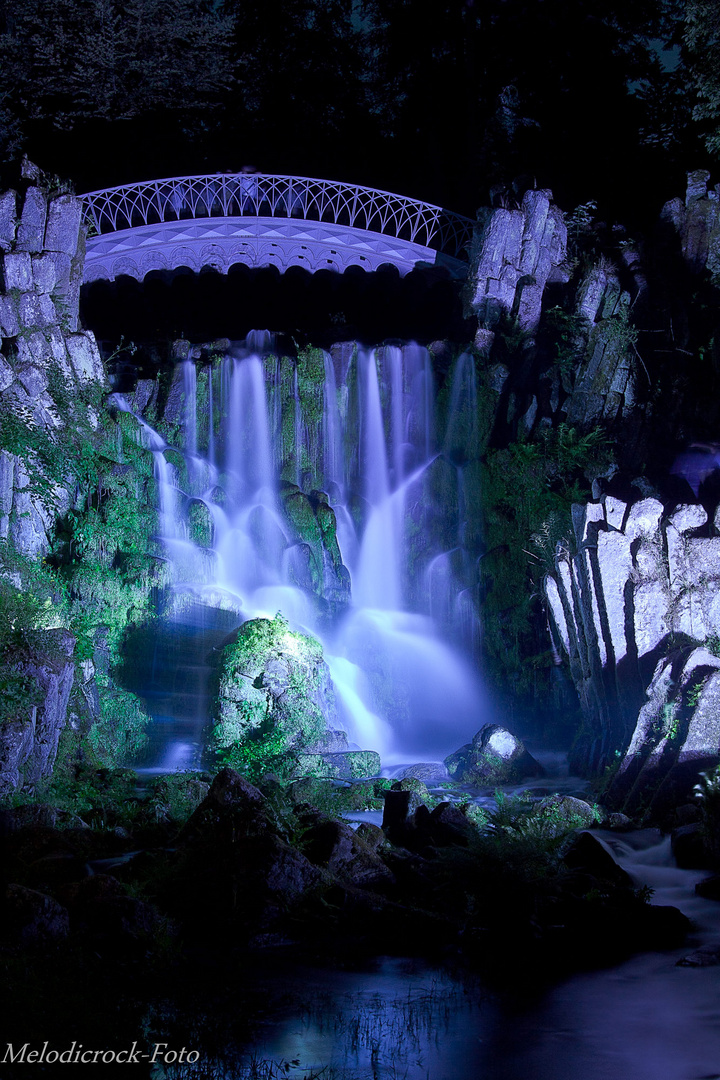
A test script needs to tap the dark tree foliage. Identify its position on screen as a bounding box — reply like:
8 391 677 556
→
0 0 709 226
0 0 235 185
217 0 371 180
359 0 697 221
685 0 720 158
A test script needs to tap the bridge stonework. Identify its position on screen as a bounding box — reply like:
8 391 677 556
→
81 174 475 284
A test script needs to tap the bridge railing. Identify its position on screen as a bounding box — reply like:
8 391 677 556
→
81 174 475 261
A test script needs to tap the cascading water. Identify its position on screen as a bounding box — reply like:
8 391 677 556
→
118 335 490 768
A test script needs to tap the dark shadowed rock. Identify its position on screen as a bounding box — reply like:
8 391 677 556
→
671 823 712 869
563 831 634 887
426 801 475 847
302 817 394 889
178 767 276 845
3 883 70 945
0 803 89 832
382 788 425 844
207 767 265 808
257 834 323 901
0 628 75 795
695 874 720 900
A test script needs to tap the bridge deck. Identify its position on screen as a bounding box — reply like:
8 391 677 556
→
81 174 475 283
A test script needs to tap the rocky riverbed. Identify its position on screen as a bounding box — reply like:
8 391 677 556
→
5 757 717 1079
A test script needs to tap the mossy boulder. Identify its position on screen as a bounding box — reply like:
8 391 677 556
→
288 749 381 780
444 724 544 785
211 615 340 774
287 776 390 813
536 794 600 834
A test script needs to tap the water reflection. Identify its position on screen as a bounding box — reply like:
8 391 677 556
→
145 833 720 1080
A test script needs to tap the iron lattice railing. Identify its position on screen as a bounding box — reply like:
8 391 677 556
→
81 174 475 261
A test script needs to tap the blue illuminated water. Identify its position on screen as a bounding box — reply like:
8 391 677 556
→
150 831 720 1080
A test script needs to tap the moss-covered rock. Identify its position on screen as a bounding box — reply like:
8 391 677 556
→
287 775 390 813
211 615 339 776
444 724 544 785
288 749 382 780
280 485 350 611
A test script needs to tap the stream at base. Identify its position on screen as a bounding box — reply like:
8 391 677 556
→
149 828 720 1080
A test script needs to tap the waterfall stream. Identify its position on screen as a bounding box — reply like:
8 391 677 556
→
117 335 489 769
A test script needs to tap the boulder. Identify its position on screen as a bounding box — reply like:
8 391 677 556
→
179 767 271 844
563 830 634 888
444 724 544 785
288 750 381 780
301 817 394 889
382 787 426 845
2 884 70 945
212 616 339 761
677 945 720 967
695 874 720 900
671 823 712 869
537 795 599 833
607 812 633 831
426 801 475 847
399 762 450 783
355 821 384 850
307 729 349 753
64 874 164 954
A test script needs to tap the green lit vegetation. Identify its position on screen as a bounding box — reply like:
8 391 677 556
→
478 423 613 694
212 615 331 779
0 388 160 763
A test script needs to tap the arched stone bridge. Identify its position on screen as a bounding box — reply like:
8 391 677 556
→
81 174 475 284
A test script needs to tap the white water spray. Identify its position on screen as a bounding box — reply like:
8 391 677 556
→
123 338 489 764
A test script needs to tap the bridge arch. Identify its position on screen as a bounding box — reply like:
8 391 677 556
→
81 174 475 284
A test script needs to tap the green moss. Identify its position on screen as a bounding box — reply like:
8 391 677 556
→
543 305 591 378
288 775 390 813
212 615 332 777
187 500 213 548
85 680 151 766
0 548 70 723
479 423 613 695
297 346 326 427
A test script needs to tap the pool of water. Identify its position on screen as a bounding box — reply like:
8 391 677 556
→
150 829 720 1080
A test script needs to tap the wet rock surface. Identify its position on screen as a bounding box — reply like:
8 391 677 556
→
1 759 707 1071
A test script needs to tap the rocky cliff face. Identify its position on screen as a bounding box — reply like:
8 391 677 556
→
545 496 720 813
0 160 105 792
0 160 157 794
462 171 720 729
0 158 105 559
467 189 568 336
